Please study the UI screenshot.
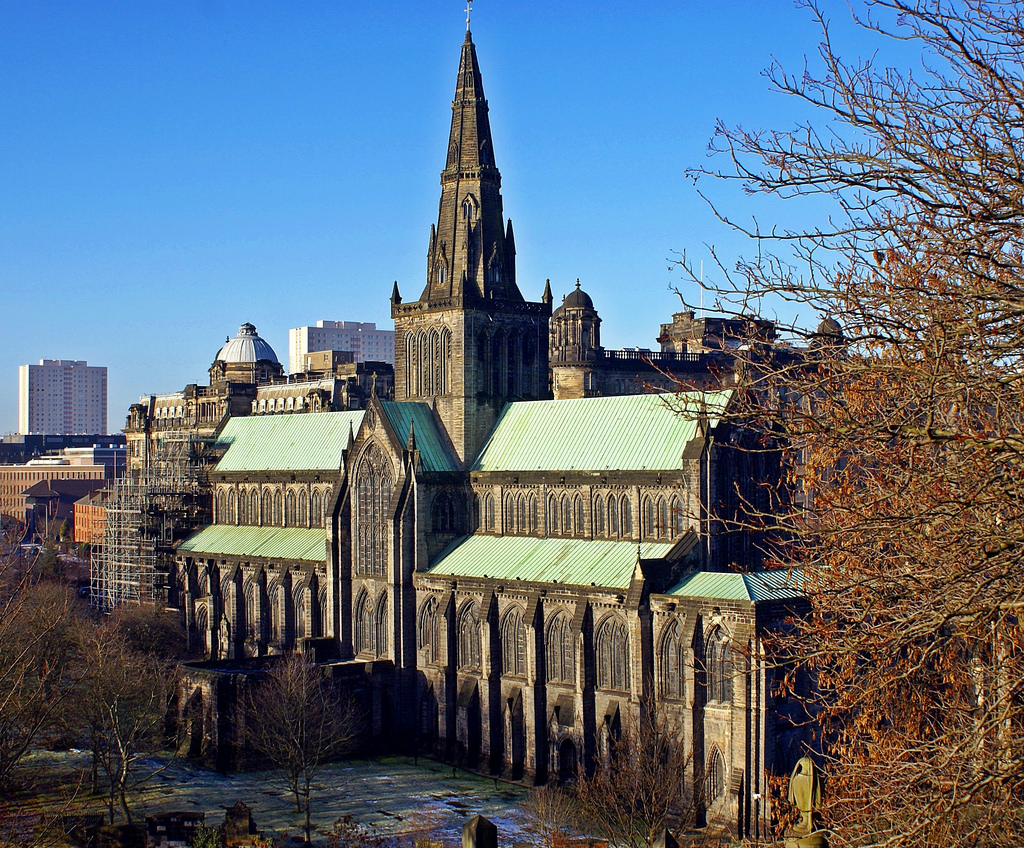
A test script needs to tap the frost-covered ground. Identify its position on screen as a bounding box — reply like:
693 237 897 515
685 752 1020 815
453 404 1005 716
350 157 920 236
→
20 751 533 846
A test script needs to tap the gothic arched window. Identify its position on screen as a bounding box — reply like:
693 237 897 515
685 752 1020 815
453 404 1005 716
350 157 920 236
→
458 602 481 670
310 489 323 528
285 490 296 526
356 443 393 577
574 495 585 535
418 596 441 664
355 590 373 656
642 496 655 538
545 612 575 684
297 490 308 527
670 495 684 538
440 325 452 395
659 620 685 700
548 495 560 535
500 607 526 677
227 489 236 525
707 627 733 704
608 495 618 537
527 493 538 533
262 490 274 526
503 493 515 534
374 593 389 659
593 495 605 536
484 494 495 532
405 333 415 398
706 747 726 803
273 490 283 526
432 491 458 534
658 497 670 539
216 490 225 523
621 496 633 536
249 490 258 525
596 616 630 692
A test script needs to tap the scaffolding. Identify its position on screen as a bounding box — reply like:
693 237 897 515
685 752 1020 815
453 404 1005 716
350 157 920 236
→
91 431 213 613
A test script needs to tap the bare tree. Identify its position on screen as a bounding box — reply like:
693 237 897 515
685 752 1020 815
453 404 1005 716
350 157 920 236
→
570 702 696 848
677 2 1024 846
245 653 362 845
521 784 578 848
0 546 79 788
73 622 174 824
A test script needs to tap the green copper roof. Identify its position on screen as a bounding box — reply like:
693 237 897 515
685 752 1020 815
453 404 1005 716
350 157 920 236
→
213 411 362 473
427 535 676 590
665 569 804 603
472 391 732 472
177 525 327 562
379 402 456 473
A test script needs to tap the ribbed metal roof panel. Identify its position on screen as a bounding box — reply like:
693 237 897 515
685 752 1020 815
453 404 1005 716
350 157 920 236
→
177 525 328 562
379 402 456 472
213 411 362 473
472 391 732 472
665 569 804 602
427 535 676 590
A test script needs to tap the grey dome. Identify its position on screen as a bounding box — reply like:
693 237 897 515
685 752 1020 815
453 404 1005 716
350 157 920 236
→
554 280 595 314
215 323 280 365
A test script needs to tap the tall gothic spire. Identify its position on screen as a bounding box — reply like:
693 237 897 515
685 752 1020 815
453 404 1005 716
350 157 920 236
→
420 31 520 305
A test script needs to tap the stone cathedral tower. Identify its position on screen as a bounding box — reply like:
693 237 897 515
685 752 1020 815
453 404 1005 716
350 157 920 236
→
391 28 551 467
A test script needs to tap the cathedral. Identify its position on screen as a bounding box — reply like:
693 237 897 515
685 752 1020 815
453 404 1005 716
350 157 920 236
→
169 27 807 839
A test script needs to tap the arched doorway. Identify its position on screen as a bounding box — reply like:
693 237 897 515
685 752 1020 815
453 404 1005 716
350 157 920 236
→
558 738 578 782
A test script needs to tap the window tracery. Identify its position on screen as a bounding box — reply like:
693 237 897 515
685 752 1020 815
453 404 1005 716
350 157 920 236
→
596 616 630 691
458 602 481 670
356 443 393 577
545 612 575 684
500 607 526 677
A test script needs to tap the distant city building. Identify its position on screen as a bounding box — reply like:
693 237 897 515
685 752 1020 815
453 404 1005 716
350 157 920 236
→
74 487 113 546
0 433 125 466
0 445 123 532
18 359 108 435
288 321 395 373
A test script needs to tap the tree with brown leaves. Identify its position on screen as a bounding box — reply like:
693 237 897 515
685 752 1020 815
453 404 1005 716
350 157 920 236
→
680 2 1024 846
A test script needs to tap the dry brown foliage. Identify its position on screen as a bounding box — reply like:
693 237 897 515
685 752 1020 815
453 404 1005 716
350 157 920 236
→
677 1 1024 845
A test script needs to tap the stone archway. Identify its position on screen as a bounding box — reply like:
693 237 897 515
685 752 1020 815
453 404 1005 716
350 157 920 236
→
558 738 578 783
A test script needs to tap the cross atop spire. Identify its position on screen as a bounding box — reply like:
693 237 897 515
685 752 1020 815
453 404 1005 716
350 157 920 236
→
465 0 473 32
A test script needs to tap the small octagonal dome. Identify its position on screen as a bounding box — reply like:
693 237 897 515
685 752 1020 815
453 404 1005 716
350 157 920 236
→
215 323 280 365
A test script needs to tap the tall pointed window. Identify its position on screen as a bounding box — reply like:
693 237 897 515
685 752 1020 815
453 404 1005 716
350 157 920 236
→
355 591 373 656
501 607 526 677
310 490 323 528
458 602 481 670
707 627 733 704
596 616 630 692
659 620 685 700
356 443 393 577
374 594 389 659
545 612 575 684
418 596 441 664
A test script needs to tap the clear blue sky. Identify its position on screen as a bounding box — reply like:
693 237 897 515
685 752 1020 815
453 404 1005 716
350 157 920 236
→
0 2 886 435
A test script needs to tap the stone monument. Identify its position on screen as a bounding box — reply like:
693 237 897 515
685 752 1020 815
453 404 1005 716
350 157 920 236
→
785 756 828 848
